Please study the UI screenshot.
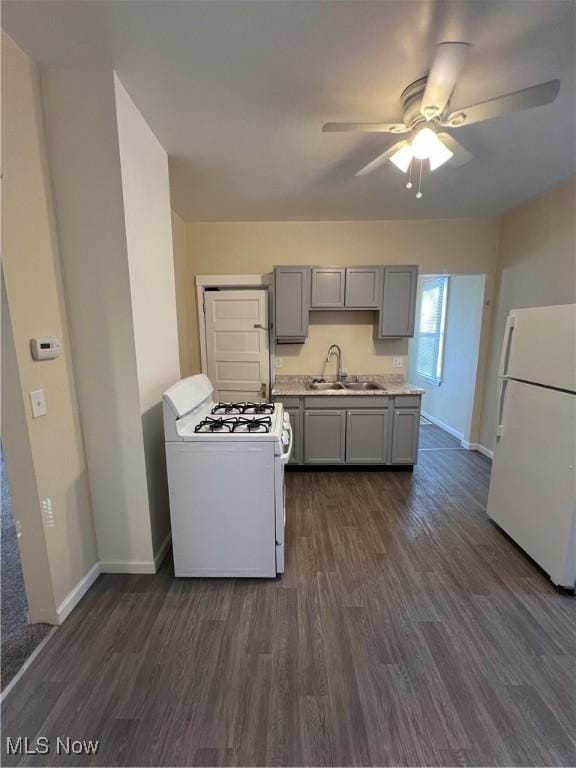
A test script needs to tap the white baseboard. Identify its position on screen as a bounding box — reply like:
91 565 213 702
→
56 562 101 624
154 532 172 569
421 411 464 442
422 412 494 460
99 560 157 574
462 442 494 460
99 534 172 575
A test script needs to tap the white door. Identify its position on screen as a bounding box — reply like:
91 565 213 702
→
204 289 270 402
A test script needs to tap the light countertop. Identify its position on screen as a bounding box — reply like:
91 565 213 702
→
272 375 424 397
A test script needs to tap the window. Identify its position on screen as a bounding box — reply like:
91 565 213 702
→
415 276 449 384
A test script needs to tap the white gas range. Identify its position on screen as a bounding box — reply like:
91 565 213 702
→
163 374 292 577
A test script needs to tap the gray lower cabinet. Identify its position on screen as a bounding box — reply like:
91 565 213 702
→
346 409 391 463
391 408 420 464
285 407 303 464
275 394 420 466
274 266 310 342
304 409 346 464
378 265 418 337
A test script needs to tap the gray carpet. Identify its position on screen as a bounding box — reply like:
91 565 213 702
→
1 448 52 690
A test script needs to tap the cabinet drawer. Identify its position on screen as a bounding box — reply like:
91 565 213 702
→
394 395 421 408
273 396 302 408
304 395 390 409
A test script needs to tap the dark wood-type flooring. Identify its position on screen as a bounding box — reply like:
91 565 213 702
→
2 441 575 767
419 422 463 451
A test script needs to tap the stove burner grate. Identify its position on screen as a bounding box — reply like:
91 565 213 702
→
211 401 275 415
195 416 272 434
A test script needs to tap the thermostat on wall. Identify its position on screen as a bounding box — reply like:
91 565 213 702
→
30 337 62 361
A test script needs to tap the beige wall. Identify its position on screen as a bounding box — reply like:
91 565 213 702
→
479 177 576 451
171 211 195 377
185 218 500 380
43 68 155 571
408 275 485 441
1 34 98 618
115 75 180 556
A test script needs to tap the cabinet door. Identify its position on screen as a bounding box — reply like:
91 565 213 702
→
345 267 382 308
379 265 418 337
304 410 346 464
391 408 420 464
346 409 390 464
285 407 303 465
311 268 346 308
274 267 309 341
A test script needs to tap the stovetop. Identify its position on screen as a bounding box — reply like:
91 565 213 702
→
195 416 273 433
211 401 275 415
175 399 286 442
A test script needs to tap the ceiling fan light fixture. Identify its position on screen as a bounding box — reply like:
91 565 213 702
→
389 144 414 173
428 140 454 170
411 127 440 160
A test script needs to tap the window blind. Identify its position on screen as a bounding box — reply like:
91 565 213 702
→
415 276 448 383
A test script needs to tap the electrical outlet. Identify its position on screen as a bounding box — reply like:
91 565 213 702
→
42 497 55 528
392 357 403 369
274 358 283 369
30 388 47 418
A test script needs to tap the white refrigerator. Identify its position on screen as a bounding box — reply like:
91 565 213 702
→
486 304 576 588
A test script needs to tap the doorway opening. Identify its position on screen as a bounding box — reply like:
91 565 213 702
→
1 446 51 690
408 274 486 455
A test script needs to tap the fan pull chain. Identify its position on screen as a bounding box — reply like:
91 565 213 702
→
406 158 413 190
416 159 423 199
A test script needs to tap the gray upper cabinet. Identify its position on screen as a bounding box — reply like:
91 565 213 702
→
346 409 391 464
304 410 346 464
274 266 310 342
311 268 346 308
345 267 382 309
378 265 419 337
391 408 420 464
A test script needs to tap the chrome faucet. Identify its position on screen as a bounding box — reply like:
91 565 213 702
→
326 344 343 382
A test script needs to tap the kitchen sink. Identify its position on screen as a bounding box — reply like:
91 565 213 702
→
342 381 382 391
306 380 383 392
307 381 345 391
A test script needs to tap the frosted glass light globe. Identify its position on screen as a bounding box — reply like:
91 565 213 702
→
411 127 439 160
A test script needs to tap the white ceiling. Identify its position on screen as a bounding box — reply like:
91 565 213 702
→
4 0 575 221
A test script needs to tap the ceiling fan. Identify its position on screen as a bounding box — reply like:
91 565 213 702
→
323 42 560 197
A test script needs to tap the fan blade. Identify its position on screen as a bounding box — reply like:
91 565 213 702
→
421 42 471 120
441 79 560 127
355 141 408 176
322 122 409 134
437 133 473 167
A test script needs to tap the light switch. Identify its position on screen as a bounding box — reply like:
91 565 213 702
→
30 389 47 418
392 357 404 369
274 358 283 369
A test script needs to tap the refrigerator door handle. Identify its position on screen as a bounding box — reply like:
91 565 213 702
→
498 313 516 378
496 378 509 440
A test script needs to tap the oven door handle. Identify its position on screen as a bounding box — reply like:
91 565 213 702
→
280 421 293 464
